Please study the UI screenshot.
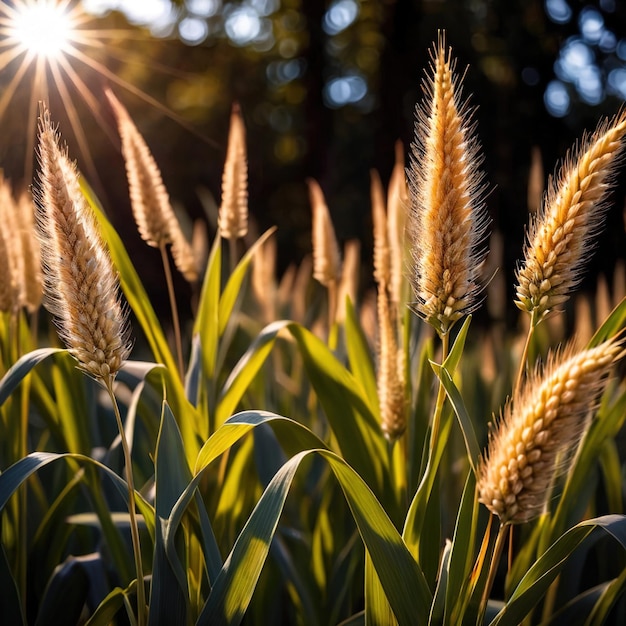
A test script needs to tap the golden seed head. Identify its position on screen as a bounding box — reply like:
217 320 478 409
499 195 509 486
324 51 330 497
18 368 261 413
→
308 178 341 288
106 89 199 282
407 36 490 335
478 337 623 524
336 238 360 323
515 110 626 322
35 106 132 382
377 282 407 441
218 102 248 241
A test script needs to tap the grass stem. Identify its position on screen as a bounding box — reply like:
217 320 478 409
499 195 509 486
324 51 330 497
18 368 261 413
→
160 243 185 380
106 380 146 626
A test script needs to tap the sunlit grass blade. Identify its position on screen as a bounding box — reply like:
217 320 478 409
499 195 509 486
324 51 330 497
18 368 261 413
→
216 321 389 497
429 362 480 474
85 580 138 626
587 295 626 348
196 446 431 625
364 551 397 626
445 471 479 624
490 515 626 626
218 227 276 336
344 297 379 413
586 566 626 626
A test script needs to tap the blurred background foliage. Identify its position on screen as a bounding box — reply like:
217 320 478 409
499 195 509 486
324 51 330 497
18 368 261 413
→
2 0 626 327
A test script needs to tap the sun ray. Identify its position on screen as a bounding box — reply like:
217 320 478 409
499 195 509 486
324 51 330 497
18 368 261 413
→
0 0 219 189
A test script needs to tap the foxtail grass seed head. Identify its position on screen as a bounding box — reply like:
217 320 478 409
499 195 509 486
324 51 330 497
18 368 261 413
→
387 141 408 308
0 176 21 312
308 178 342 288
218 102 248 240
106 88 199 282
35 106 132 382
372 169 391 288
515 110 626 323
0 222 12 313
336 239 360 323
17 191 43 312
407 37 490 336
478 338 624 524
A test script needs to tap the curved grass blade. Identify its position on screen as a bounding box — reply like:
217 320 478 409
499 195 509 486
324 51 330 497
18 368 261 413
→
490 515 626 626
429 362 480 474
588 296 626 348
149 402 192 626
218 227 277 336
197 447 431 626
0 452 155 539
344 297 379 414
217 322 389 496
0 348 64 407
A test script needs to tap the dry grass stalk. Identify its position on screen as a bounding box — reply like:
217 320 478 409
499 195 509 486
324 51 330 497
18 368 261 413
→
336 239 360 323
387 140 408 308
105 88 198 282
308 178 341 289
218 102 248 241
0 176 20 312
0 218 12 313
252 235 277 323
371 169 406 440
407 37 490 336
515 110 626 323
17 191 43 313
35 107 132 382
478 337 623 524
527 145 544 214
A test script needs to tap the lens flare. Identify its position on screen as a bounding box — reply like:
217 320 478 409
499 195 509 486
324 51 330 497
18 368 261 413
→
9 1 75 60
0 0 203 191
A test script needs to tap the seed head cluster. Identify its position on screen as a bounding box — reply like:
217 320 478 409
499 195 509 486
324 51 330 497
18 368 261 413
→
35 107 132 383
515 111 626 322
407 37 490 336
478 338 623 524
106 88 198 282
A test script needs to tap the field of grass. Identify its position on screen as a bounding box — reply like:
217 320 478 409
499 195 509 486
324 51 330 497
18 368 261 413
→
2 37 626 625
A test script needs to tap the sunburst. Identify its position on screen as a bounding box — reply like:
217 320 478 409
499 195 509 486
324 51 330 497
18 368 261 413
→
0 0 200 191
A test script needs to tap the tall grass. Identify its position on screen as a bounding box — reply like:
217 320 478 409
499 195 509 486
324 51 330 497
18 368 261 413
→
2 37 626 626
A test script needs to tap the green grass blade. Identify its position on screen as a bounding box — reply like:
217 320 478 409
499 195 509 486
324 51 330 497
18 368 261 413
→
0 348 64 407
149 402 192 626
587 296 626 348
218 228 276 336
197 446 431 626
491 515 626 626
344 297 379 414
0 542 24 625
429 362 480 474
364 551 397 626
445 471 479 624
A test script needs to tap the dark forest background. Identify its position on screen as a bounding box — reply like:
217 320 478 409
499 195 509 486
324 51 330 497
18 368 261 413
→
2 0 626 328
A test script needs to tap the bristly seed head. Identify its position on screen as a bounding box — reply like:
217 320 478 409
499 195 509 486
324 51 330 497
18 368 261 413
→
478 337 624 524
35 104 132 383
407 35 490 336
515 110 626 323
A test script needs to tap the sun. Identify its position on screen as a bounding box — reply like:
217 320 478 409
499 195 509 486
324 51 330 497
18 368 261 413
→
0 0 200 192
7 0 76 60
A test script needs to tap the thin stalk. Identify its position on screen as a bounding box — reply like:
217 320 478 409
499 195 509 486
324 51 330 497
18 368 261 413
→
159 243 185 379
105 380 146 626
514 310 538 398
479 520 509 624
429 331 450 456
228 236 239 276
